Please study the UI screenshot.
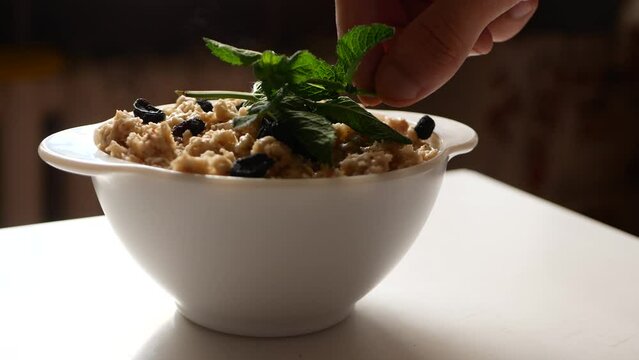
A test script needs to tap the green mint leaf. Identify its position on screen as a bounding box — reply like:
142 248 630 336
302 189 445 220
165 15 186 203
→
280 110 336 164
315 97 411 144
288 83 339 101
248 100 271 114
253 51 290 96
233 114 259 128
287 51 350 100
335 24 395 85
203 37 262 66
233 100 270 128
288 50 336 84
279 95 313 111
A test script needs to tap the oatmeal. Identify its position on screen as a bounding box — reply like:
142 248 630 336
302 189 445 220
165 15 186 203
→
94 96 438 178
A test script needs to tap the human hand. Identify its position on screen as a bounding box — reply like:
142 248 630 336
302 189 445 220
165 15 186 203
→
335 0 538 106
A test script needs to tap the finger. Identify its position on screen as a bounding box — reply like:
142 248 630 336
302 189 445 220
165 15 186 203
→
335 0 378 36
375 0 520 106
335 0 406 105
488 0 538 42
354 46 384 103
470 27 494 56
400 0 433 21
401 0 494 56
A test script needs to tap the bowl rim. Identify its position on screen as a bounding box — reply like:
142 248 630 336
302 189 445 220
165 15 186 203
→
38 109 477 186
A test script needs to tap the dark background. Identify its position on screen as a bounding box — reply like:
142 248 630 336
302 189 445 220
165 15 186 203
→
1 2 623 51
1 1 638 235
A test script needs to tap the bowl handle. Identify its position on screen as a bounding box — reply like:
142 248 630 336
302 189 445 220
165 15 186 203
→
38 124 132 177
434 116 479 159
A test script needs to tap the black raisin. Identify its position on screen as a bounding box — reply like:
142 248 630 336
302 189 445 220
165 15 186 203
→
230 153 275 178
133 98 166 124
172 118 206 138
196 99 213 113
414 115 435 139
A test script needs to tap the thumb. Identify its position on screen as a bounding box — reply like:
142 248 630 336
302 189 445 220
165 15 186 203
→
375 0 520 106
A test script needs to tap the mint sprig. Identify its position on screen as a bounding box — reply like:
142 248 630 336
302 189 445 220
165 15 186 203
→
203 38 262 66
335 24 395 87
177 24 411 164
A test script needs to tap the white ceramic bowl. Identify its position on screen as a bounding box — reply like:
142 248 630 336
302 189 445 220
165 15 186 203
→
38 109 477 337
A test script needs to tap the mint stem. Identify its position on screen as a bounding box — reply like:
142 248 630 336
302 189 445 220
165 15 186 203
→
175 90 258 101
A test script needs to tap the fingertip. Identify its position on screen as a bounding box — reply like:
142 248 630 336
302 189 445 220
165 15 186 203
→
509 0 537 20
374 58 425 107
471 28 494 55
352 46 383 97
358 95 382 107
489 0 538 42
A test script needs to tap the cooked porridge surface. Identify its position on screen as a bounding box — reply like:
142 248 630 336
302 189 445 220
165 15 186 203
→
94 96 438 178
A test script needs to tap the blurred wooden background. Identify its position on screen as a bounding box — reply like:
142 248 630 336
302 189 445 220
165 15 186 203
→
1 1 638 235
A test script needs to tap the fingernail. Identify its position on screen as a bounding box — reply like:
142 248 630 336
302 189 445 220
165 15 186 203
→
509 1 535 19
471 28 493 55
376 62 421 102
358 95 382 107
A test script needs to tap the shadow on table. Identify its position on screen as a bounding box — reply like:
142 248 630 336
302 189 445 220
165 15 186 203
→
132 307 430 360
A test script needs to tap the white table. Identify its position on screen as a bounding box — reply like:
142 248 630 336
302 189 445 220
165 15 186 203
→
1 170 638 360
